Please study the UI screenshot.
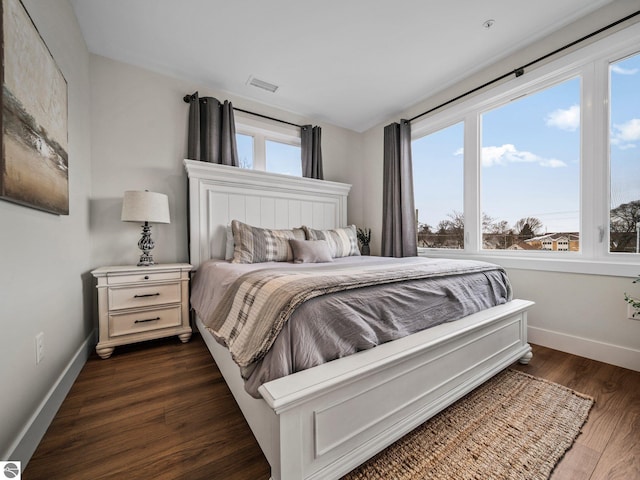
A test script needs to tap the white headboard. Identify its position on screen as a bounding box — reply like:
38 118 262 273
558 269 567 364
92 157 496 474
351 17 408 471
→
184 159 352 268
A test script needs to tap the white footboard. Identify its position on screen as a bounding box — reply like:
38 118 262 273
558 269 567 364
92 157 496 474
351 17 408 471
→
198 299 533 480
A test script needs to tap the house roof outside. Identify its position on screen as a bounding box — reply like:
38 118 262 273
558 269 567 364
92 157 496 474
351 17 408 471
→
525 233 580 244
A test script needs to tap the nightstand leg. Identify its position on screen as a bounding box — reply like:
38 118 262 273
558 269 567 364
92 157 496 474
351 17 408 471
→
96 346 115 359
178 332 192 343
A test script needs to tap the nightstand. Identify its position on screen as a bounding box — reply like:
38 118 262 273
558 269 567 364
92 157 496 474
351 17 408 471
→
91 263 193 359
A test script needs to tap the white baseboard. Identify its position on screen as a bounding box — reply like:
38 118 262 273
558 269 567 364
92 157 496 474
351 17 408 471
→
528 326 640 372
4 330 96 465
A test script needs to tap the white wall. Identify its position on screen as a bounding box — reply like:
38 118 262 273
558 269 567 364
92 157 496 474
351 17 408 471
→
88 55 363 269
356 1 640 370
508 270 639 369
0 0 93 462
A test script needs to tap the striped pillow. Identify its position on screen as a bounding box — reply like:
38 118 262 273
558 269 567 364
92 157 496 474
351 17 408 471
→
231 220 305 264
303 225 361 258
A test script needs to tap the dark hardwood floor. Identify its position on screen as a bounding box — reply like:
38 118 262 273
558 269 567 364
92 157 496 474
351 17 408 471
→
24 335 639 480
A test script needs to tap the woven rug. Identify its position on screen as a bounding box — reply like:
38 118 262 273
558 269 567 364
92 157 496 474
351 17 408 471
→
342 369 594 480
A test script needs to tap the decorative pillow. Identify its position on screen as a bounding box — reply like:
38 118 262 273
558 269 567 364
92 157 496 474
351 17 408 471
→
231 220 305 264
302 225 361 258
289 239 333 264
225 225 234 260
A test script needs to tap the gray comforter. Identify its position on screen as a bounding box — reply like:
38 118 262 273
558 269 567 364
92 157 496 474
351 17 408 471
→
191 256 511 398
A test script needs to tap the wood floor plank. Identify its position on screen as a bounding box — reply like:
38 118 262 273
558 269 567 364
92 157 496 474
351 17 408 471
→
24 337 639 480
589 387 640 480
549 442 601 480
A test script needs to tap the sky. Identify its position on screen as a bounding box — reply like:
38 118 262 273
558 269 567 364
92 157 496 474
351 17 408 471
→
236 133 302 176
412 52 640 235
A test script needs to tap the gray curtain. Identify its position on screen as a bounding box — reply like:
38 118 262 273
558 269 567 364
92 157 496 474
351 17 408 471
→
382 120 417 257
187 92 239 166
301 125 324 180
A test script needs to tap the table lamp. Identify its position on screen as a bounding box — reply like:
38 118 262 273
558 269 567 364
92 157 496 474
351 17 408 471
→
121 190 170 266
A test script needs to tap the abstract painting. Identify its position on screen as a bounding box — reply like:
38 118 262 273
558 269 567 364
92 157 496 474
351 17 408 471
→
1 0 68 215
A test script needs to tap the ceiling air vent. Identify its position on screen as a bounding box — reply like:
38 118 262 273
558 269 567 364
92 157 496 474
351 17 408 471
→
247 76 279 93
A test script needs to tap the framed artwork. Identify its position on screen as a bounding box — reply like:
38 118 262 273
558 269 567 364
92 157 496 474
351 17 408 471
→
1 0 68 215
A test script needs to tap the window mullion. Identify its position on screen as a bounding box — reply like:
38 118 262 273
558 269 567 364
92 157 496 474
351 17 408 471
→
464 113 480 253
593 58 610 261
581 63 599 259
254 133 266 171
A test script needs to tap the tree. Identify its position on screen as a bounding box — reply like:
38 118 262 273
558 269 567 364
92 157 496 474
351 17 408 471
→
485 219 511 235
434 211 464 248
482 213 515 249
610 200 640 252
416 223 435 247
514 217 544 238
482 213 495 233
418 223 433 234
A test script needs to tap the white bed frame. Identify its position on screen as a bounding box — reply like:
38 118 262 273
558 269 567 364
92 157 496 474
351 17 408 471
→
184 159 534 480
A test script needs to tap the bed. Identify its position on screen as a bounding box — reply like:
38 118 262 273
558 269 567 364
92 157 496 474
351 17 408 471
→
184 159 534 480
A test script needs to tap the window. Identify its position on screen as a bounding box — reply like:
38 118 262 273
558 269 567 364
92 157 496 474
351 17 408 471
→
480 78 581 252
410 22 640 276
609 52 640 255
236 133 254 169
412 122 464 249
266 140 302 177
234 112 302 176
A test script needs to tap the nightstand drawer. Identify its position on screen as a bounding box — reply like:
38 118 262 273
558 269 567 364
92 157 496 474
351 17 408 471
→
109 305 182 337
107 270 181 285
109 283 181 310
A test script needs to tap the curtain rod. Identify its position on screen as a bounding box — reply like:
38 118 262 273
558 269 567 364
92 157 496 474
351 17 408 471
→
183 94 304 129
409 9 640 124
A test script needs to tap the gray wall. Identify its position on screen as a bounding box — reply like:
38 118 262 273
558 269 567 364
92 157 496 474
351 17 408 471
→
0 0 93 461
88 55 363 269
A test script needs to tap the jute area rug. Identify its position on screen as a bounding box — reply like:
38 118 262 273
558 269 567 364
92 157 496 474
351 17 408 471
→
342 369 594 480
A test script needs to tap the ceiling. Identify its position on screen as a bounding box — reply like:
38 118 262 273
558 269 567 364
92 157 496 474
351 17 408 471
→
70 0 613 132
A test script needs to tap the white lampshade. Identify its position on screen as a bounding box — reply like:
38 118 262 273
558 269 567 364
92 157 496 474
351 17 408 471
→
121 191 170 224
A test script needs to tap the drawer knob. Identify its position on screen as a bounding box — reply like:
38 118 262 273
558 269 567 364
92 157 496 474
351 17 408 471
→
144 275 150 280
134 317 161 324
133 293 160 298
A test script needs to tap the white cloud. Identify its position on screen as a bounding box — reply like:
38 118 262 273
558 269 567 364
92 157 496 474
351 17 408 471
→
481 144 567 168
545 105 580 132
453 147 464 156
614 118 640 141
611 64 639 75
540 159 568 168
618 143 636 150
611 118 640 150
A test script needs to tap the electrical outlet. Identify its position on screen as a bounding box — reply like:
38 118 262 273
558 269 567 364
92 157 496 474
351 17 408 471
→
628 304 640 321
36 332 44 364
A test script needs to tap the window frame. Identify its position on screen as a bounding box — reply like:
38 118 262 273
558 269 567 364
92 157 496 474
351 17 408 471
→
234 112 302 174
411 22 640 277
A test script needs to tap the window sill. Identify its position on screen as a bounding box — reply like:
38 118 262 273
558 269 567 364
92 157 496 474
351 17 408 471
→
418 248 639 278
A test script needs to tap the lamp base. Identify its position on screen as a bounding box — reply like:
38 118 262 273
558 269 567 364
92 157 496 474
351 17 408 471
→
137 222 155 267
137 254 155 267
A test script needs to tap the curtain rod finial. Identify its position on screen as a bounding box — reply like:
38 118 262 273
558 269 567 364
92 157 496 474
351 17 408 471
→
183 94 193 103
